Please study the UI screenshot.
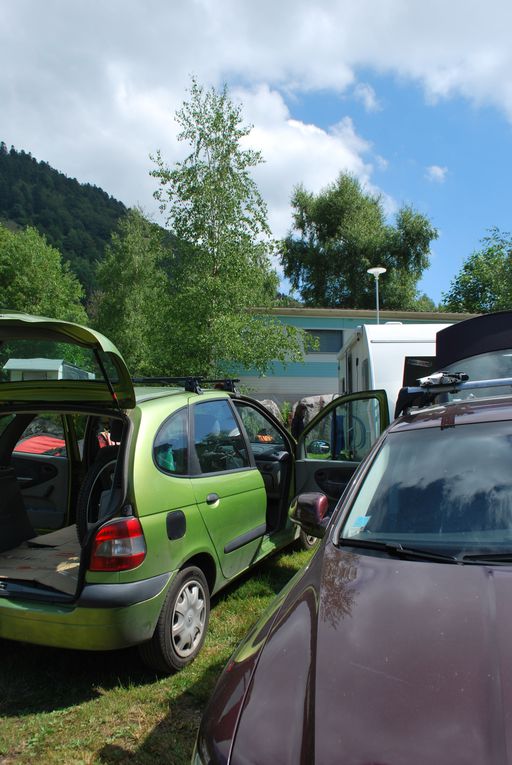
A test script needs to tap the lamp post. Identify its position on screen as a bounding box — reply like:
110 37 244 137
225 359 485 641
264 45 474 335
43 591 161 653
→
367 267 386 324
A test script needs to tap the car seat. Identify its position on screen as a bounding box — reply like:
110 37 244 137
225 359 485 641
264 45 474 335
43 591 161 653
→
0 465 35 552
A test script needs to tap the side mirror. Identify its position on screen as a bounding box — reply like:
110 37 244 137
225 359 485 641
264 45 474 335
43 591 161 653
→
289 492 329 538
305 439 331 459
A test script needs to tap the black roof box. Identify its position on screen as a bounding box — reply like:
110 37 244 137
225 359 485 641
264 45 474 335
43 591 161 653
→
436 311 512 369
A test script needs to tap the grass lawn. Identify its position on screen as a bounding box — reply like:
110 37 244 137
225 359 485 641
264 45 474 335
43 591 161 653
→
0 546 312 765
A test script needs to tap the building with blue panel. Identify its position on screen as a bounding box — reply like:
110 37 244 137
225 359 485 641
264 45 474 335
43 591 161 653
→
238 307 472 405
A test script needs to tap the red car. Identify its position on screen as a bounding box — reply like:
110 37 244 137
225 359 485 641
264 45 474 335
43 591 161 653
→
14 433 66 455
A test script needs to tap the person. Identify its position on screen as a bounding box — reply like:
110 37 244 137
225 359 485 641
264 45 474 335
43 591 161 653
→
97 418 122 448
291 402 307 439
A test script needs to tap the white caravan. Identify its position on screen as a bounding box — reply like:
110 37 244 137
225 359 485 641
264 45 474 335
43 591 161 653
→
338 323 451 420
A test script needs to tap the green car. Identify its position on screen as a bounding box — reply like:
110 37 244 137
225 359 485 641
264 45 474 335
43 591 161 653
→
0 313 388 672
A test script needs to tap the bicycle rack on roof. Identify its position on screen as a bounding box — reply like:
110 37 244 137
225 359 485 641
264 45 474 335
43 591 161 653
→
131 376 240 395
395 373 512 418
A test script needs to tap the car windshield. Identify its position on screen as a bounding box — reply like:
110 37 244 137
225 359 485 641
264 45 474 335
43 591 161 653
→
340 420 512 559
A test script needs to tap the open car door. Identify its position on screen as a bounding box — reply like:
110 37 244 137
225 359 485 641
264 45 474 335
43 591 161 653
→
295 390 389 511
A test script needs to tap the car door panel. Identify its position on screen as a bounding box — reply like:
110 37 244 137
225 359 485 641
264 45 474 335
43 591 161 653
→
13 453 70 529
192 469 266 579
299 462 358 500
294 459 359 511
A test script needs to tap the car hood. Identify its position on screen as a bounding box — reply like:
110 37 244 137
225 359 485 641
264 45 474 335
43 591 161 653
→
230 543 512 765
0 312 134 409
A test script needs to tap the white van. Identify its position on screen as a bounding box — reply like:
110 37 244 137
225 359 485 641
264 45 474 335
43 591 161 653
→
338 323 451 419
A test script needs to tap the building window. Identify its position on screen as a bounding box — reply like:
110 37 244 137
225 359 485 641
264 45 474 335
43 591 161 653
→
305 329 344 354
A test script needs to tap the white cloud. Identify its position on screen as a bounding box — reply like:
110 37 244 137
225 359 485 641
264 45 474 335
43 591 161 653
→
353 83 381 112
1 0 511 245
375 155 389 171
233 86 374 237
426 165 448 183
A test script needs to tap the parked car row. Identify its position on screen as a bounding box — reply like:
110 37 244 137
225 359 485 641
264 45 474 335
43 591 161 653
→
3 310 512 764
0 312 387 673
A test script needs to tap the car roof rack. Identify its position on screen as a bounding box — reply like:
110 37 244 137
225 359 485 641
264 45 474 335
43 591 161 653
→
395 373 512 418
131 376 240 395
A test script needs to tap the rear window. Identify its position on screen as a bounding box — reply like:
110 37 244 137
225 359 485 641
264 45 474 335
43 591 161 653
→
0 339 118 383
154 409 189 475
341 421 512 556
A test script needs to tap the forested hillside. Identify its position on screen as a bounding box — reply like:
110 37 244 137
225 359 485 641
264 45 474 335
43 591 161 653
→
0 143 127 294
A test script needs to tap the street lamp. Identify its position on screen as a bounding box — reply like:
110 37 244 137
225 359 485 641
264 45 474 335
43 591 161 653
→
367 267 387 324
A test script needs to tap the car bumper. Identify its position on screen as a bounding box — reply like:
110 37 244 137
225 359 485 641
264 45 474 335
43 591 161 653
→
0 572 172 651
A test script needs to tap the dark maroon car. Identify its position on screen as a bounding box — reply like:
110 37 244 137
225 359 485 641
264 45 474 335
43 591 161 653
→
194 394 512 765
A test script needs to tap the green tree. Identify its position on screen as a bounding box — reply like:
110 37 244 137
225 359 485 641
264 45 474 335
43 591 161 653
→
412 293 438 312
150 77 304 376
274 292 303 307
442 227 512 312
93 209 169 375
0 224 86 322
281 174 438 310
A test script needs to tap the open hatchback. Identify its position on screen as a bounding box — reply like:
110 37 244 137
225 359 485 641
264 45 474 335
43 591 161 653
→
0 313 142 645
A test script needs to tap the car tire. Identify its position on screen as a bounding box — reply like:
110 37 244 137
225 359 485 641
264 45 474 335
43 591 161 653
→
298 529 320 551
76 446 118 544
138 566 210 673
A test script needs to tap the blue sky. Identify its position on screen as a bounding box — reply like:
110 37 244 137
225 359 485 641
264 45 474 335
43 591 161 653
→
288 76 512 303
1 0 511 306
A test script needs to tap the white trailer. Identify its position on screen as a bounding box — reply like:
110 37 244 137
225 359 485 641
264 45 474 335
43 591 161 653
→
338 323 451 419
3 358 95 381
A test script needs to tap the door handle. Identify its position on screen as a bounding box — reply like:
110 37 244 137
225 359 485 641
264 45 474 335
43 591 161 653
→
206 493 220 506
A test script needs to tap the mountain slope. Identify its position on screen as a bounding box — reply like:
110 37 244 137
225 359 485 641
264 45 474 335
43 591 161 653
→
0 143 127 295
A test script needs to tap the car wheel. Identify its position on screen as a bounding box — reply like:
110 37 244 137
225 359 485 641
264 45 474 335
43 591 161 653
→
76 446 118 544
138 566 210 673
298 529 320 551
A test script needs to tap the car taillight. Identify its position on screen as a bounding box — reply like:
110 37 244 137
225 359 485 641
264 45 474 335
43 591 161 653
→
89 517 146 572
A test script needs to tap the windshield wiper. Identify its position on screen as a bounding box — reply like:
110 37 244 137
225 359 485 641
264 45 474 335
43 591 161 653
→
337 536 458 563
460 552 512 563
